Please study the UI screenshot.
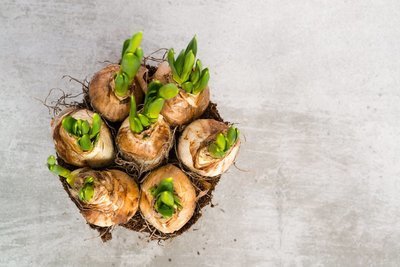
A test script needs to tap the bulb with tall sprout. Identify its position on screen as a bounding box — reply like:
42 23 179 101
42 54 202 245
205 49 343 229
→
178 119 240 177
116 80 179 172
52 108 115 168
139 164 196 234
152 36 210 126
47 155 140 227
89 31 147 122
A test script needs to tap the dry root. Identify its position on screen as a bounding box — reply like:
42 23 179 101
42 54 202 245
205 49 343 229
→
39 76 91 117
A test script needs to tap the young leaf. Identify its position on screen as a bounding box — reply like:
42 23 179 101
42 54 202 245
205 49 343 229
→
143 96 156 116
74 119 82 136
85 176 94 184
48 163 70 178
151 177 174 196
158 83 179 100
62 116 77 135
154 196 162 210
66 176 75 187
215 133 226 151
130 117 143 133
78 176 94 202
84 185 94 201
79 183 94 202
185 35 197 57
157 203 174 218
138 114 150 127
78 188 85 201
47 155 56 166
175 49 186 76
135 47 144 60
72 121 78 136
151 177 180 218
196 59 203 71
208 143 225 159
128 95 141 134
144 80 162 108
148 117 158 124
172 73 183 85
193 68 209 95
114 72 129 97
167 49 180 82
50 165 72 179
160 191 175 207
126 31 143 54
181 82 193 93
121 38 131 58
47 155 74 185
134 117 144 132
90 113 102 139
190 60 201 84
146 98 165 119
78 134 93 151
121 53 141 79
129 95 137 118
181 50 195 83
81 120 90 135
226 126 238 147
225 136 232 150
173 194 182 208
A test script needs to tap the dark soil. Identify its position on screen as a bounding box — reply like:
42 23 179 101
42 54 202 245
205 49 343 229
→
53 64 226 242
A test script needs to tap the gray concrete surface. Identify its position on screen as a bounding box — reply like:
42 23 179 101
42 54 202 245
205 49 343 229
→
1 0 400 266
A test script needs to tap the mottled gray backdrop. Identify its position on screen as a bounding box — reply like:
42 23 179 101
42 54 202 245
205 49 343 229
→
1 0 400 266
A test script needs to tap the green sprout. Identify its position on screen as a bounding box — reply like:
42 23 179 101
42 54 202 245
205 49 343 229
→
114 31 144 98
78 176 95 202
129 80 179 133
150 177 182 218
62 113 102 151
208 126 239 159
167 36 210 95
47 155 75 186
47 155 94 202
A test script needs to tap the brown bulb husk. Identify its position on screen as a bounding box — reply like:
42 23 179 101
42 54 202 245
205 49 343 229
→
152 61 210 126
52 108 115 168
139 164 196 234
89 64 146 122
68 168 139 227
178 119 240 177
115 115 173 172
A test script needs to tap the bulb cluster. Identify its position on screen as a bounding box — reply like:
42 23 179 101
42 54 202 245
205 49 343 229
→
47 31 241 238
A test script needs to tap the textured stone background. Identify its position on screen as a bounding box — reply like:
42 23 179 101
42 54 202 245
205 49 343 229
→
1 0 400 266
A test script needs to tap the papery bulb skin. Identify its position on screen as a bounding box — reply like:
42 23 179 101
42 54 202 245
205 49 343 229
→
89 64 146 122
139 164 196 234
52 108 115 168
178 119 240 177
68 168 140 227
116 115 173 172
